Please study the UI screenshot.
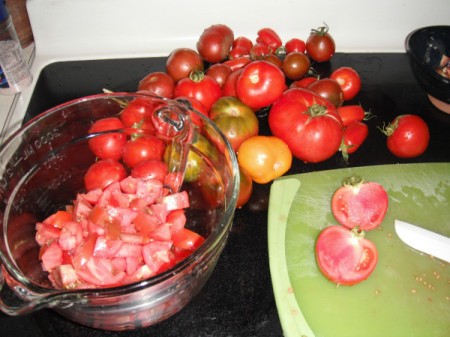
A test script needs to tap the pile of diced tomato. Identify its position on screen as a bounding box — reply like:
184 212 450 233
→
36 174 205 289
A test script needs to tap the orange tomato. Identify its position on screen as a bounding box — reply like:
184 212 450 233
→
237 136 292 184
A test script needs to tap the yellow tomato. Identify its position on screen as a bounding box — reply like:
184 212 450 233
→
237 136 292 184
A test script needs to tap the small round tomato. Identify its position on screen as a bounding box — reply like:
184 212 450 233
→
380 114 430 158
236 166 253 209
331 175 388 231
236 60 285 110
268 88 343 163
84 159 127 191
174 70 222 111
131 159 168 182
308 78 344 107
316 225 378 286
120 98 157 132
237 135 292 184
209 96 259 152
330 67 361 101
306 24 336 62
122 135 166 168
138 71 176 99
285 37 306 53
282 51 311 81
197 24 234 64
88 117 126 160
166 48 204 82
289 76 318 89
341 121 369 160
205 63 232 88
222 68 243 97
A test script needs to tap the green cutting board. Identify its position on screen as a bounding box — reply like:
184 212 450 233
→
268 163 450 337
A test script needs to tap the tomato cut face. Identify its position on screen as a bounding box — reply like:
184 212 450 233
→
315 225 378 286
331 176 388 231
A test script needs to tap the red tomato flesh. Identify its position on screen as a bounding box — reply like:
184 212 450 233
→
316 225 378 286
331 176 388 231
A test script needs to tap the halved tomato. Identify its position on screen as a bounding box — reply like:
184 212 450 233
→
315 225 378 286
331 176 388 231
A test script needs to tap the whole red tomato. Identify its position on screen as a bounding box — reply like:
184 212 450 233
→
289 76 318 89
209 96 259 152
229 36 253 59
120 97 158 132
131 159 168 183
84 159 127 191
330 67 361 101
236 60 285 110
138 71 175 98
285 37 306 54
307 78 344 107
316 225 378 286
341 121 369 159
174 70 222 111
282 51 311 81
306 24 336 62
166 48 204 82
88 117 127 160
196 24 234 64
249 43 270 60
380 114 430 158
268 88 343 163
337 105 368 127
205 63 232 88
222 68 243 97
122 135 166 168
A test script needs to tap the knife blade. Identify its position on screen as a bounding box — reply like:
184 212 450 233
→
394 219 450 263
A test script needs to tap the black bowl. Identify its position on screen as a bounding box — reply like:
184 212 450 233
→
405 25 450 112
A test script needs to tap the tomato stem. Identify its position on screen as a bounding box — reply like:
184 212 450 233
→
342 175 364 187
378 117 400 137
307 104 328 117
311 22 330 36
189 70 205 82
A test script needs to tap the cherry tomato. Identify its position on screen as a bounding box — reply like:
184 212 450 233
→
316 225 378 286
196 24 234 63
341 121 369 160
282 51 311 81
120 97 157 132
237 135 292 184
380 114 430 158
122 135 166 168
256 27 282 53
166 48 204 82
137 71 176 98
262 53 283 68
209 96 259 152
337 105 368 127
236 60 285 110
306 24 336 62
88 117 127 160
205 63 232 88
289 76 318 89
285 38 306 53
236 165 253 209
268 88 343 163
174 70 222 111
84 159 127 191
131 159 168 182
307 78 344 107
330 67 362 101
222 68 243 97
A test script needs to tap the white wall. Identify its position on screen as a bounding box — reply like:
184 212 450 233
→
27 0 450 61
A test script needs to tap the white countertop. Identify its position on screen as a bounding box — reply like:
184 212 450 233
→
0 0 449 143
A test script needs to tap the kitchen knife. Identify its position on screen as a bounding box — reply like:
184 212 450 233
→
394 219 450 263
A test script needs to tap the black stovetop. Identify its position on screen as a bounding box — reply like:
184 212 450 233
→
1 52 449 337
